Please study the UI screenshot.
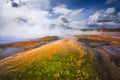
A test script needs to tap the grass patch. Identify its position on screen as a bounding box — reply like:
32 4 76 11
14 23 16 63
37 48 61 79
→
1 49 99 80
1 48 115 80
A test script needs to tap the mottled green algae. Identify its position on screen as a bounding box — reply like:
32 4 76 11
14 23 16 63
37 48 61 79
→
16 49 99 80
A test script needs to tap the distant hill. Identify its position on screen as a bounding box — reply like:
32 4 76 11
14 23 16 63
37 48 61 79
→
80 27 120 32
97 27 120 32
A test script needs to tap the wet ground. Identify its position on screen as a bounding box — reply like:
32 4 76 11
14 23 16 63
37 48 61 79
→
79 40 120 67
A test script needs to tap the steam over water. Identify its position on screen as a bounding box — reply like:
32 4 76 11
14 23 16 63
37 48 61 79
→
0 0 99 40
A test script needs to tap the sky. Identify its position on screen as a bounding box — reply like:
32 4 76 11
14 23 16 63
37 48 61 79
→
0 0 120 39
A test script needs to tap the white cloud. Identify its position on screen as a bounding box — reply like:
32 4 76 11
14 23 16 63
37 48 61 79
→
53 5 84 21
0 0 88 38
53 5 71 15
0 0 50 10
106 0 117 4
52 5 86 29
1 1 119 39
88 7 120 28
106 7 116 14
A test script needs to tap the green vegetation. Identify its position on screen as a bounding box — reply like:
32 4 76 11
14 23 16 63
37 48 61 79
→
18 50 99 80
1 49 101 80
1 48 115 80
